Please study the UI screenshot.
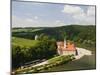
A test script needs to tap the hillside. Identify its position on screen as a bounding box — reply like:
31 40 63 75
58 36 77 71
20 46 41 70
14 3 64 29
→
12 25 96 51
12 25 96 41
12 37 40 47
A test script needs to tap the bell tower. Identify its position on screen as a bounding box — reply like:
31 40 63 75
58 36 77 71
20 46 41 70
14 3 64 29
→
64 38 66 48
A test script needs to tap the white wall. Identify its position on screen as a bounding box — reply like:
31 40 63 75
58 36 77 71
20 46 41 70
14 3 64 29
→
62 51 75 55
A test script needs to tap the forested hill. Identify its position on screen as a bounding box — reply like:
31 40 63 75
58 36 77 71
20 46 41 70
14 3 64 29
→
12 25 96 69
12 25 96 42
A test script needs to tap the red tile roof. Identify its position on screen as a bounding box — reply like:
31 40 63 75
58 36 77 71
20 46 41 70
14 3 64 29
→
57 42 76 51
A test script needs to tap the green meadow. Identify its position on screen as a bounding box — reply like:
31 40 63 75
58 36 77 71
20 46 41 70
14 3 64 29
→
12 37 40 47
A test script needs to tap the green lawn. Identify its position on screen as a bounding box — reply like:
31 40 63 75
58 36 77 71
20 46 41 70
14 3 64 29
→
12 37 40 47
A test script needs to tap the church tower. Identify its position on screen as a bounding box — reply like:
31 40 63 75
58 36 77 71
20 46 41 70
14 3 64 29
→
64 38 67 48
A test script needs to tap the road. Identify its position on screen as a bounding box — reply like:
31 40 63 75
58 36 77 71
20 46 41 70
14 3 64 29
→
75 47 92 60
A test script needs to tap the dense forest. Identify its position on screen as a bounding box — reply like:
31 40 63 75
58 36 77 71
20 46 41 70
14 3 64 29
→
12 25 96 41
12 25 96 50
12 25 96 69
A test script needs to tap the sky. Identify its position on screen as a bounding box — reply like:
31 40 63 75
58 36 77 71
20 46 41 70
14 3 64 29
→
12 1 96 27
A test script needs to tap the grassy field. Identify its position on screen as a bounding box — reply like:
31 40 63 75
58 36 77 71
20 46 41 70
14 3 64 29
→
12 37 40 47
12 28 42 33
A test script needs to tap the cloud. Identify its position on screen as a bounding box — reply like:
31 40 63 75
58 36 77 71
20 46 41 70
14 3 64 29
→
62 5 84 15
54 20 65 26
34 16 38 20
12 15 66 27
73 6 95 25
62 5 95 25
26 18 34 22
12 15 40 27
55 20 61 23
87 7 95 16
